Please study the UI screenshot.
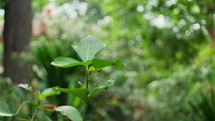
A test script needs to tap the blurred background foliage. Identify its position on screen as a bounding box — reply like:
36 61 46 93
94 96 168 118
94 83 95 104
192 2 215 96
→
0 0 215 120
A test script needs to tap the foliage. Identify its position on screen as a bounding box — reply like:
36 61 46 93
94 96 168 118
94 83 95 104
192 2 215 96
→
0 0 6 8
1 0 215 120
79 1 215 120
30 36 77 88
191 89 215 121
27 11 103 106
0 36 125 121
26 36 79 106
0 82 83 121
51 35 125 120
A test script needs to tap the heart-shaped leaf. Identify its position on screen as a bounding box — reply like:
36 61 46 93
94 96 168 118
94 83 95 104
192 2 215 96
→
72 35 105 62
39 87 61 100
55 106 83 121
0 101 14 117
88 80 115 97
51 57 92 68
60 88 87 103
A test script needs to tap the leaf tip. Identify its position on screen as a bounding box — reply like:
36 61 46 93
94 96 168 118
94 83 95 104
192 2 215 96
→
50 61 56 66
71 45 77 49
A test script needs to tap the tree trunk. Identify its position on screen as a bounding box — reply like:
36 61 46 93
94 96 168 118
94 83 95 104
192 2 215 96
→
3 0 32 83
207 27 215 45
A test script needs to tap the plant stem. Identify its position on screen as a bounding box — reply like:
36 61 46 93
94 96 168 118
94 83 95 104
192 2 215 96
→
31 107 38 121
83 66 89 120
11 101 31 121
86 66 89 91
31 100 40 121
88 71 96 81
15 101 31 115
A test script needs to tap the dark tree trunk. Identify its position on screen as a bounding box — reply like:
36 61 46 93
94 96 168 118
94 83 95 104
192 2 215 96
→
207 27 215 45
3 0 32 83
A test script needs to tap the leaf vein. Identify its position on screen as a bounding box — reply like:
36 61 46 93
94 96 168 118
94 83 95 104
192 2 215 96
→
86 39 89 60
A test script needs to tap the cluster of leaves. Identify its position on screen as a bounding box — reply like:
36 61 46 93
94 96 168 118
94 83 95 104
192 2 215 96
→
29 36 77 88
0 35 125 121
51 35 125 120
0 83 83 121
9 0 215 120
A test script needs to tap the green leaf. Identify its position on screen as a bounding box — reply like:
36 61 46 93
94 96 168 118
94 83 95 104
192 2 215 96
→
60 88 87 103
0 101 14 117
89 66 96 71
115 59 126 67
88 80 115 97
17 83 32 91
51 57 92 68
72 35 105 62
92 59 114 70
92 59 126 70
55 106 83 121
39 87 61 100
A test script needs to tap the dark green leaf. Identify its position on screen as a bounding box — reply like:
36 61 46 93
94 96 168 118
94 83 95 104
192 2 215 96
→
88 80 115 97
51 57 92 68
92 59 126 70
60 88 87 103
92 59 114 70
72 35 105 62
55 106 83 121
0 101 14 117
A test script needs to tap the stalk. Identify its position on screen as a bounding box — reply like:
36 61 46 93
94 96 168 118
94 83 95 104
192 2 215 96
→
83 66 89 120
31 100 40 121
31 107 38 121
11 101 31 121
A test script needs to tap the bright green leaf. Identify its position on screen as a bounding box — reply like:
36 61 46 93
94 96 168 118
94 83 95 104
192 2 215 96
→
51 57 92 68
72 35 105 62
89 66 96 71
55 106 83 121
92 59 126 70
88 80 115 97
115 59 126 67
60 88 87 103
0 101 14 117
39 87 61 100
